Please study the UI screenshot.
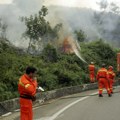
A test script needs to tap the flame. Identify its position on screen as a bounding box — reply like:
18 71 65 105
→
63 37 74 54
63 36 87 63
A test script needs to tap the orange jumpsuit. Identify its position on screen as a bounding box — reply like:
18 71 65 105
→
96 68 111 95
89 64 95 83
107 69 115 93
18 74 37 120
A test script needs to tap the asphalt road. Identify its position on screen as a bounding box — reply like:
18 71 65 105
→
33 87 120 120
1 86 120 120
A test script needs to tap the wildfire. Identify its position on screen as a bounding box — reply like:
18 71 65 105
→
63 37 74 54
60 36 87 63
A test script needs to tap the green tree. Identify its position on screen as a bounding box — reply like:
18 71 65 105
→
74 30 87 42
21 6 62 53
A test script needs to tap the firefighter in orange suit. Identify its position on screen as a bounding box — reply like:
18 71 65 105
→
96 64 111 97
18 66 38 120
89 62 95 83
107 66 115 94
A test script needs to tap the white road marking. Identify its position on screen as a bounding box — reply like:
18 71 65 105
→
38 91 98 120
2 112 12 117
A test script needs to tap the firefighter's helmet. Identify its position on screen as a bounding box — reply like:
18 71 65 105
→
91 62 94 64
102 63 105 67
109 66 113 70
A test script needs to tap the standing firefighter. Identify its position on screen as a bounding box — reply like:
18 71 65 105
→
107 66 115 94
89 62 95 83
18 66 38 120
96 64 111 97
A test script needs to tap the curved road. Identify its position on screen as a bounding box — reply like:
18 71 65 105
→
33 86 120 120
1 86 120 120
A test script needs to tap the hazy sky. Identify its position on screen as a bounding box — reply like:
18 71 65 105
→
44 0 101 10
1 0 120 10
0 0 13 4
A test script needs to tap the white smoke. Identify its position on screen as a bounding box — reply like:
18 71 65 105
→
46 6 102 40
0 0 120 47
46 1 120 46
0 0 44 47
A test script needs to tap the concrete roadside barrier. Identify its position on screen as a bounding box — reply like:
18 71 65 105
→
0 82 98 116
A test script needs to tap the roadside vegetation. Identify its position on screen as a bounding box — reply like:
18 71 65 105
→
0 38 117 101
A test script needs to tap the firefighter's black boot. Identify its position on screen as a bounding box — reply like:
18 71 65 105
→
99 94 103 97
108 94 112 97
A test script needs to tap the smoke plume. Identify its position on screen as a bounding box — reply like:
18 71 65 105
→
0 0 44 47
0 0 120 47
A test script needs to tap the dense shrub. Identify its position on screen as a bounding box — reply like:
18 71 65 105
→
0 39 118 101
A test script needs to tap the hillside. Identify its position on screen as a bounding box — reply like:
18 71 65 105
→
0 38 117 101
